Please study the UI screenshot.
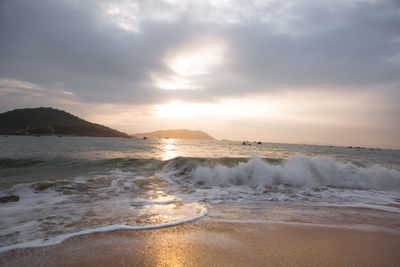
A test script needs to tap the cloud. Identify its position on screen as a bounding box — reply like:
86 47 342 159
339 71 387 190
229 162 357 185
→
0 0 193 103
1 0 399 105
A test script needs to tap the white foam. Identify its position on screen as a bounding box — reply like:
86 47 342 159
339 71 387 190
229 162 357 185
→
0 170 208 254
0 205 208 253
190 155 400 192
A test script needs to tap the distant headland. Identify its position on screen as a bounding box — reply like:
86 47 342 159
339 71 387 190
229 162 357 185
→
132 129 215 140
0 107 130 138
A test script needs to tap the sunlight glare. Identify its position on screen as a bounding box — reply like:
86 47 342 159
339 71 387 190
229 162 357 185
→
155 37 227 90
161 138 178 160
155 97 275 120
166 40 226 76
155 101 209 119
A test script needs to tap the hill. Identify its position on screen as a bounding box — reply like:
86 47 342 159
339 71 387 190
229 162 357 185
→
0 107 130 138
132 129 215 140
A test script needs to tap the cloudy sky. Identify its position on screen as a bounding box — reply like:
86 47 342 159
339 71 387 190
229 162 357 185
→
1 0 399 148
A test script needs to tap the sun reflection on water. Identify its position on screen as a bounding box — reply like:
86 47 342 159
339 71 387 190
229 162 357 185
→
161 138 179 160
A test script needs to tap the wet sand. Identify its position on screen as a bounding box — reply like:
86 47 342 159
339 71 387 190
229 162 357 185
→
1 220 400 266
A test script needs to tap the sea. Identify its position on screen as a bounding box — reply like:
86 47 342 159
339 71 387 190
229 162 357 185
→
0 136 399 253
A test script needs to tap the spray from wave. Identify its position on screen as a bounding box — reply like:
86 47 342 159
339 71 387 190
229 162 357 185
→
163 155 400 192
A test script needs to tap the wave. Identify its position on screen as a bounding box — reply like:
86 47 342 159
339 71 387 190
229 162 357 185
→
164 155 400 192
0 157 162 169
0 156 282 169
0 205 208 253
0 168 208 253
0 158 46 168
2 154 400 192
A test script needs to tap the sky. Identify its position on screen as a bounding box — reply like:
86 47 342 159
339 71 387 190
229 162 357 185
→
0 0 399 148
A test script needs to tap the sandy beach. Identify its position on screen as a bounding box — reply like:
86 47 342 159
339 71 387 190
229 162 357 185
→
1 220 399 267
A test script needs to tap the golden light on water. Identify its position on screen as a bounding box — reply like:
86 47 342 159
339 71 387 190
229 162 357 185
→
161 138 178 160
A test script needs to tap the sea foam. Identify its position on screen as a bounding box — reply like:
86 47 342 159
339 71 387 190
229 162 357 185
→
189 155 400 191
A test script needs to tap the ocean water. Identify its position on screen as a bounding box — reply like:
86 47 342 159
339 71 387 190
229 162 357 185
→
0 136 399 252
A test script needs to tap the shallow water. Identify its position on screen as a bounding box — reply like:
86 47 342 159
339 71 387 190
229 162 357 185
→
0 136 399 252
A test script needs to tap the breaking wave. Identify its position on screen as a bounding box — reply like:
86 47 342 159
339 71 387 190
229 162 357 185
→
2 154 399 192
164 155 400 192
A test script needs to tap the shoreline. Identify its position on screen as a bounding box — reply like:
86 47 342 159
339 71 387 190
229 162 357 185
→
0 134 131 138
1 220 399 266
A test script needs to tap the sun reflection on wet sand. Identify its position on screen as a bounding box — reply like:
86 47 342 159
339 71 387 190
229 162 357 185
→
127 189 207 227
139 225 199 267
129 190 180 225
161 138 179 160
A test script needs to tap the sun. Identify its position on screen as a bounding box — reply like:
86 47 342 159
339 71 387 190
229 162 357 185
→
156 101 191 118
155 101 210 119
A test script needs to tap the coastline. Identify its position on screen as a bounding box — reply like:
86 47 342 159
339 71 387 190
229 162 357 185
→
0 134 132 138
1 220 399 267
